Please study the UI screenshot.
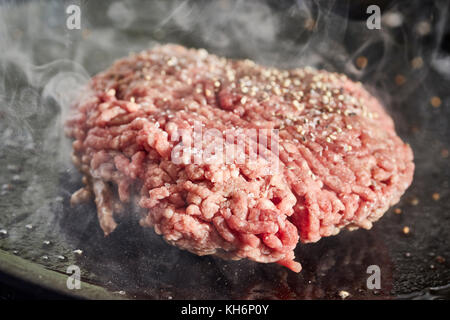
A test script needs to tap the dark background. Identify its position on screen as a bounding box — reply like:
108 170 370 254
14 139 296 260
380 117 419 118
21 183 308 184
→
0 0 449 299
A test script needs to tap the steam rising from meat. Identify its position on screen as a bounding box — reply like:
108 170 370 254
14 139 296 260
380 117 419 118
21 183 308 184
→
1 0 448 119
0 0 449 289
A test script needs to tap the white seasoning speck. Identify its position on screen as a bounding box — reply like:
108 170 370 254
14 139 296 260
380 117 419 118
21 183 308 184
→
338 290 350 299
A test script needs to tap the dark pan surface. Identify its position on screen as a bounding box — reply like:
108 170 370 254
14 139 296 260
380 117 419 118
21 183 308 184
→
0 0 449 299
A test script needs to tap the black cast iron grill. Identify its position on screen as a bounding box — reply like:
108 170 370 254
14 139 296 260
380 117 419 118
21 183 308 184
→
0 0 449 299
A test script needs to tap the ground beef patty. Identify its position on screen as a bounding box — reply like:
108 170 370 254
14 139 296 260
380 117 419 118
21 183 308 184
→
65 44 414 272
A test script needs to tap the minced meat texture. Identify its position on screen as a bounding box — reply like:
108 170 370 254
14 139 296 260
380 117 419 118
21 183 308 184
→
65 44 414 272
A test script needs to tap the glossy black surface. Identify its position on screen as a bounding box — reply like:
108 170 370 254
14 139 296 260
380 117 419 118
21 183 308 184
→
0 0 449 299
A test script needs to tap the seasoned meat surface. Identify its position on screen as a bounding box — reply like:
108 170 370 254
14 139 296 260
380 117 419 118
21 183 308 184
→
66 44 414 272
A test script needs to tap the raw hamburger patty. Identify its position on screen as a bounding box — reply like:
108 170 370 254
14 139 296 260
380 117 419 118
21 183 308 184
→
65 44 414 272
